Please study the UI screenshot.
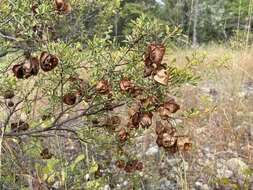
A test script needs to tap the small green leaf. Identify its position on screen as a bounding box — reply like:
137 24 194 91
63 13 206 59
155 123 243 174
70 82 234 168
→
86 178 104 190
89 161 99 173
61 169 67 183
219 177 230 185
70 154 85 171
43 158 59 176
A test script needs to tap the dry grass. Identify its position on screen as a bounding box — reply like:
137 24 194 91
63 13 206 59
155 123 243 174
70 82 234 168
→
169 45 253 189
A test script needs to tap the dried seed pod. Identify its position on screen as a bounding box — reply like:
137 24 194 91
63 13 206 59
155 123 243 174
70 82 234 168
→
124 164 133 173
130 86 143 97
164 124 177 136
140 112 153 128
144 65 154 77
17 121 29 131
55 0 72 14
154 69 169 85
144 56 152 66
158 100 180 119
10 123 18 131
162 133 177 148
95 80 110 94
124 160 136 173
156 136 163 147
156 63 167 72
158 106 171 120
128 103 141 117
11 120 29 132
31 4 39 14
41 114 51 121
119 78 134 92
40 148 53 159
12 64 24 79
22 60 32 79
55 0 65 10
163 100 180 113
7 101 14 107
30 57 40 75
3 90 15 99
135 161 144 171
63 93 77 105
146 43 166 65
165 143 178 154
155 121 166 135
177 136 192 151
22 57 40 78
40 51 59 72
156 121 176 136
115 160 125 169
118 128 128 143
131 112 141 127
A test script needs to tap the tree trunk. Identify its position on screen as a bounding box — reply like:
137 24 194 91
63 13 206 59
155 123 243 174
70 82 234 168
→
192 0 199 47
114 11 119 38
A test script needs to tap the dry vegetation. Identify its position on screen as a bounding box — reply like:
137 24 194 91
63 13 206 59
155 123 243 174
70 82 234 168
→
159 45 253 189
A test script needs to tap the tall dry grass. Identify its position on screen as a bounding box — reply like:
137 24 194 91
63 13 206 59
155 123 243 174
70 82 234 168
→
168 45 253 189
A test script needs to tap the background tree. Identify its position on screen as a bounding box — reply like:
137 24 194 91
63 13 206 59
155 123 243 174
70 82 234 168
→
158 0 253 45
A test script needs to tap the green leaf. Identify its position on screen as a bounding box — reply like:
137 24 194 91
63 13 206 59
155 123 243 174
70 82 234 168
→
23 141 41 158
43 158 59 176
89 161 99 174
61 169 67 183
219 177 230 185
87 179 103 190
70 154 85 171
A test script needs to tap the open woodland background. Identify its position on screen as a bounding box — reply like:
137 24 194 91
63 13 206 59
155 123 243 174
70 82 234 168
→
0 0 253 190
